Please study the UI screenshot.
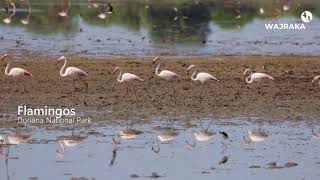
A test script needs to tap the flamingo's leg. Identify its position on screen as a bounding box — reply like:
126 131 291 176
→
79 78 88 106
0 78 18 107
123 84 128 97
171 81 177 105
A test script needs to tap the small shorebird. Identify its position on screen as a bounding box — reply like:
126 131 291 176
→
153 57 182 102
0 54 33 106
243 130 271 143
0 134 32 145
57 56 89 105
112 66 144 96
56 135 87 157
187 64 219 96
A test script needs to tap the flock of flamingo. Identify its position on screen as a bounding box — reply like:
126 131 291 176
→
1 53 320 106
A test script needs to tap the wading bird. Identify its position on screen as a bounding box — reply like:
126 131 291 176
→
57 56 88 105
153 57 182 102
58 0 70 17
0 54 33 106
312 76 320 86
243 130 271 143
187 65 219 96
243 68 274 103
152 130 178 154
193 131 216 142
112 66 144 96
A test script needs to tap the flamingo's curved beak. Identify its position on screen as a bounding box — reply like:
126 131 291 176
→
112 67 119 74
152 57 160 64
1 54 9 61
57 56 66 62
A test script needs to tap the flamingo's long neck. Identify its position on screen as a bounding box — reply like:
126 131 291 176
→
155 62 161 76
191 71 198 81
117 70 123 82
4 59 11 76
59 59 67 77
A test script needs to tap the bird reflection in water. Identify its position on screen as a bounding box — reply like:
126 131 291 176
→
152 130 178 154
3 0 15 24
56 135 87 157
312 129 320 140
20 0 32 25
58 0 70 17
243 130 271 144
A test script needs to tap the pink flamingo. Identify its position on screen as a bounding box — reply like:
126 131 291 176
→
58 56 88 105
312 76 320 85
112 67 144 96
153 57 182 101
0 54 32 106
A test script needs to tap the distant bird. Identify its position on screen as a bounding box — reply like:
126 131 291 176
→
56 135 86 157
312 76 320 86
0 54 33 106
312 129 320 139
153 57 182 101
58 0 70 17
0 134 31 145
243 131 271 143
112 67 144 96
259 8 265 15
187 65 219 96
157 130 178 142
58 56 88 105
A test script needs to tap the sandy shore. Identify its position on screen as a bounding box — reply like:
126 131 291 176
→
0 55 319 125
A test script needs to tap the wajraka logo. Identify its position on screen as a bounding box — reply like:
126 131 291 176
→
301 11 312 23
264 11 312 30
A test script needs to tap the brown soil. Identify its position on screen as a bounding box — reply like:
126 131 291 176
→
0 55 320 125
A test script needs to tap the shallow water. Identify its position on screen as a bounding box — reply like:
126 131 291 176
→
0 0 320 59
1 118 320 180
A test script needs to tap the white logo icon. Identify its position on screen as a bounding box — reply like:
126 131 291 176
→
301 11 312 23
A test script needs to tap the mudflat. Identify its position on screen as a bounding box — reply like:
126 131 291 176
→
0 55 319 124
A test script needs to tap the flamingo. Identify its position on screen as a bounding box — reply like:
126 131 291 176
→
58 56 88 105
243 130 271 144
56 135 86 157
153 57 182 102
187 65 220 96
112 66 144 96
1 54 33 106
244 68 274 104
312 76 320 86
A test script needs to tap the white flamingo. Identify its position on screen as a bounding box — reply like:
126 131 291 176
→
243 131 271 143
112 67 144 96
187 65 219 96
312 76 320 86
244 68 274 103
1 54 33 106
153 57 182 101
58 56 88 105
